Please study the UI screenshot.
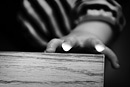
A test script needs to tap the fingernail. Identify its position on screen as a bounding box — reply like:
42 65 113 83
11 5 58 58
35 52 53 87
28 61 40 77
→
62 42 72 52
95 44 105 52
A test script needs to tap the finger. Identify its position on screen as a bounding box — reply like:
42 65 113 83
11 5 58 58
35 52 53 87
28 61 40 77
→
45 39 64 53
93 40 119 69
61 37 76 52
101 46 120 69
85 38 119 69
62 42 73 52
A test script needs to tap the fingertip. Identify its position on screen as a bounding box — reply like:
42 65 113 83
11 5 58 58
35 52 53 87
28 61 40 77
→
114 62 120 69
111 56 120 69
44 51 47 53
116 63 120 68
45 39 64 53
62 42 72 52
101 46 120 69
45 48 55 53
95 44 105 52
109 54 120 69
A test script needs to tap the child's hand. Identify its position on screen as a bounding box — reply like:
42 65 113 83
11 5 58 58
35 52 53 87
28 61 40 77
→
45 21 120 69
45 31 119 69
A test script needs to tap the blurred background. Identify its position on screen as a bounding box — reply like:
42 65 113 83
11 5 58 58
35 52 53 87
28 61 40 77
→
104 0 130 87
0 0 130 87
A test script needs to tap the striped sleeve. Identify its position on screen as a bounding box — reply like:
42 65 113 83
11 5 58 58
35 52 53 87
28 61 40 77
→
18 0 73 47
18 0 125 49
72 0 126 34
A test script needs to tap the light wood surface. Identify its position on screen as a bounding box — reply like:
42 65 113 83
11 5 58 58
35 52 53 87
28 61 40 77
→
0 52 104 87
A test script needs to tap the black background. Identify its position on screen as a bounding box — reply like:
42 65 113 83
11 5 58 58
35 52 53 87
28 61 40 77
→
0 0 130 87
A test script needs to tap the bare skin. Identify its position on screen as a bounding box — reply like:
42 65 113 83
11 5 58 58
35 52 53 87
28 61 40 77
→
45 21 120 69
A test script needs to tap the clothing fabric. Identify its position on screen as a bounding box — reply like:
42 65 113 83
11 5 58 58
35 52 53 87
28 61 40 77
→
18 0 125 48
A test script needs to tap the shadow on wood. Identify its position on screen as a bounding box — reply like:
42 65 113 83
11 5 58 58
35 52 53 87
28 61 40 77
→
0 52 104 87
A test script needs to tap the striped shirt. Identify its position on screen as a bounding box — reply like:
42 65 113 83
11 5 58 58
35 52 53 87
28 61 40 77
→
18 0 125 49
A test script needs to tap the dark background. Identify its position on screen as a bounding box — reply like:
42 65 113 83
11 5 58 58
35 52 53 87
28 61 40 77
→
0 0 130 87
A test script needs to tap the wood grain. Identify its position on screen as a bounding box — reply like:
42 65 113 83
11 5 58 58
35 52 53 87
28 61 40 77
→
0 52 104 87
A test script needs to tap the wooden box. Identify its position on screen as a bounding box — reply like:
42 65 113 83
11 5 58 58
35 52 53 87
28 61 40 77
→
0 52 104 87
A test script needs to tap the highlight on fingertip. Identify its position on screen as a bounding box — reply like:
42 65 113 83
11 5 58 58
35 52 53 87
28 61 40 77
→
95 44 105 52
62 42 72 52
